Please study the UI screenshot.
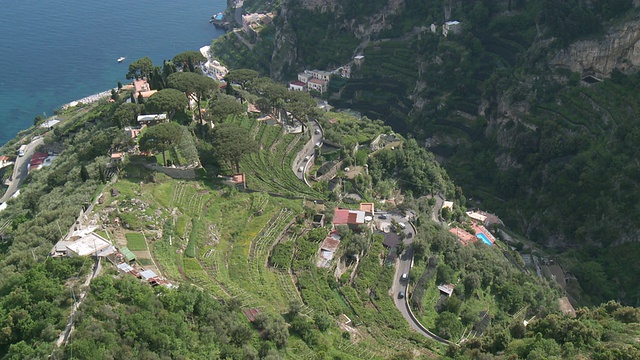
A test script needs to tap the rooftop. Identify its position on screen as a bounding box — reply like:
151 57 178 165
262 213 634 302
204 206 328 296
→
333 208 365 225
381 231 401 248
359 202 375 214
308 78 327 85
140 269 158 280
66 232 113 257
40 118 61 128
243 308 262 322
438 283 455 296
137 114 168 123
449 227 477 246
320 236 341 252
466 211 487 223
120 247 136 262
133 79 150 92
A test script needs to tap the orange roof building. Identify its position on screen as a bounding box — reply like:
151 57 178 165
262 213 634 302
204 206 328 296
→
359 203 375 214
449 227 477 246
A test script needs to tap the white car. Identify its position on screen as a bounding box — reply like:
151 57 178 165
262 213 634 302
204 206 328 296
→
298 166 304 172
304 155 310 161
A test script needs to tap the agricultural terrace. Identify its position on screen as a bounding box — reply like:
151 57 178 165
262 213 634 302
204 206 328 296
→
226 115 325 198
93 163 442 358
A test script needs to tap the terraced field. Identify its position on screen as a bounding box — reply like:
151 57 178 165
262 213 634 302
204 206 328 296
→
226 116 325 198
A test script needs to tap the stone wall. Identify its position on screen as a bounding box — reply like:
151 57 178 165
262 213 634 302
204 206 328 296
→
143 164 197 180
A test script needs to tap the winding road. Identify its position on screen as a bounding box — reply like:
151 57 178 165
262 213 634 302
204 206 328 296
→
0 136 44 204
383 210 451 345
292 119 323 185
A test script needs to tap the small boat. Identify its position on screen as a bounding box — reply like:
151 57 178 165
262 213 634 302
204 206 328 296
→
117 56 126 63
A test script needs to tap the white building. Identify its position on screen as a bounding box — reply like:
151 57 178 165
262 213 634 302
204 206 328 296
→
298 72 313 83
310 70 331 82
289 81 306 91
307 78 327 94
137 114 168 125
443 21 461 37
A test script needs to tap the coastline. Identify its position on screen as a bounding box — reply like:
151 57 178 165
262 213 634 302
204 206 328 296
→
61 88 116 110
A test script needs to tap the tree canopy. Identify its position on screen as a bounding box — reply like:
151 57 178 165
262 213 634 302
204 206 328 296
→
224 69 259 89
112 102 142 128
173 51 206 72
208 94 245 122
166 72 219 123
212 123 258 172
127 57 154 80
144 89 188 119
138 122 182 166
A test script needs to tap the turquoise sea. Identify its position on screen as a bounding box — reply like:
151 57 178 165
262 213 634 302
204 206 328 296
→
0 0 226 146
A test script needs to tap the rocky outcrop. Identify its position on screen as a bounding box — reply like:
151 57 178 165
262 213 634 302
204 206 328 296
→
551 18 640 76
270 1 297 80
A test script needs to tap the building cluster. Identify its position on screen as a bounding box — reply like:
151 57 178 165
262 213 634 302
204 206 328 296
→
316 203 376 268
290 69 332 94
448 206 501 246
133 78 157 103
51 226 174 288
241 12 275 36
200 46 229 81
289 55 364 95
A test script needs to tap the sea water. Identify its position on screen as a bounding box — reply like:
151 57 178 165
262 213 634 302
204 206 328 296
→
0 0 226 146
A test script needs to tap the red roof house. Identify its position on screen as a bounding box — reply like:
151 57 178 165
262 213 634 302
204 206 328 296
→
333 208 365 226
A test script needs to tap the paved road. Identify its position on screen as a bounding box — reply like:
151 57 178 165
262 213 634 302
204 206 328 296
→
0 137 44 204
293 119 323 184
381 211 451 344
426 194 444 224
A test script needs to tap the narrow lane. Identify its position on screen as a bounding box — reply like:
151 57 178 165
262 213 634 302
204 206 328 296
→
0 136 44 204
293 119 323 185
384 211 451 345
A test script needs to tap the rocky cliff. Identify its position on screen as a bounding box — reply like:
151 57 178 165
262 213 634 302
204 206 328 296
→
551 17 640 76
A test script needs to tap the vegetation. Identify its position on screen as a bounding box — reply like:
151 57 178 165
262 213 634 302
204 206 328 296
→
139 122 182 166
226 0 640 308
3 5 640 357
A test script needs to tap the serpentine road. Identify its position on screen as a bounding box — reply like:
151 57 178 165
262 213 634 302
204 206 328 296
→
384 210 451 345
0 136 44 204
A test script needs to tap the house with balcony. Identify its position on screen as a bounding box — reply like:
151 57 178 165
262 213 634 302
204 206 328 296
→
307 78 327 94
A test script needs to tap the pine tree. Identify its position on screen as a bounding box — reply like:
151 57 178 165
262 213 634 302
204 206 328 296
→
80 164 89 182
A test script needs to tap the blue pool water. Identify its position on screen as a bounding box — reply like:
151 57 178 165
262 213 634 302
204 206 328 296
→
477 232 493 246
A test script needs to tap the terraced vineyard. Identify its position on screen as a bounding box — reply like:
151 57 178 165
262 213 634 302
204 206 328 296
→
226 116 325 198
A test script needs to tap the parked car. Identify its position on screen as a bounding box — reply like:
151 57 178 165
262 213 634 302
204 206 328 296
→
379 214 388 219
298 166 304 172
401 273 408 282
398 290 405 299
304 155 310 161
314 129 320 134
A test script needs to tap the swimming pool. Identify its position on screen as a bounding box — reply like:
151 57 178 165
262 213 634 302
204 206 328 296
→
476 232 493 246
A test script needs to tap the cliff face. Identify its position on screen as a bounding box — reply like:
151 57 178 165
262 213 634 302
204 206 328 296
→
551 18 640 76
270 1 297 80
